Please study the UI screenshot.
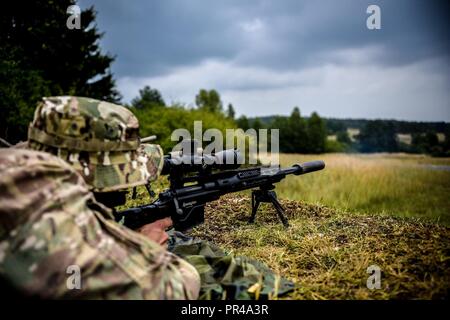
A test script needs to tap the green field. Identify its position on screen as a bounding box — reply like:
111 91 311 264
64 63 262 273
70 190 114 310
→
274 153 450 225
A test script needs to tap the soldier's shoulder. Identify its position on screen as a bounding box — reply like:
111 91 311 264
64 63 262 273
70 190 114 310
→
0 147 73 171
0 147 88 195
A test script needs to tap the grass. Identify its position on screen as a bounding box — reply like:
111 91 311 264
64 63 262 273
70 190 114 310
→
190 194 450 299
274 153 450 225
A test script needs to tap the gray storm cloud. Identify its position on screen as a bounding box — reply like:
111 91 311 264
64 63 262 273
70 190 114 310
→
79 0 449 121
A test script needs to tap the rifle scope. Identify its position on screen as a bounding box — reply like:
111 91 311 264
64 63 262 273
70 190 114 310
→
160 149 242 175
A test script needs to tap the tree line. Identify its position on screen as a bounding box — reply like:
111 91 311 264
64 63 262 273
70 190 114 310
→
245 116 450 156
130 87 236 152
326 118 449 135
355 121 449 156
235 108 327 154
130 86 329 154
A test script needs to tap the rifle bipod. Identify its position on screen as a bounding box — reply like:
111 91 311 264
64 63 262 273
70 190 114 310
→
249 188 289 227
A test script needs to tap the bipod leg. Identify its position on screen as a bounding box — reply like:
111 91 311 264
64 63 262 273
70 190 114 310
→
267 191 290 228
249 190 261 223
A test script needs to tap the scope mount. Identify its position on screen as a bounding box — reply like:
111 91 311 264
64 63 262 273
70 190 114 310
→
249 185 289 228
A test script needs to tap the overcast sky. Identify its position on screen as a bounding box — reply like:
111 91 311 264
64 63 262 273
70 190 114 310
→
78 0 449 121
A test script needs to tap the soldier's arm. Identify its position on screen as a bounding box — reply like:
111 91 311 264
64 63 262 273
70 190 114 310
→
0 149 200 299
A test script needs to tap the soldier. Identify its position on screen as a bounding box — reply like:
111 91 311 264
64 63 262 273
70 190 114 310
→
0 96 200 299
0 96 294 300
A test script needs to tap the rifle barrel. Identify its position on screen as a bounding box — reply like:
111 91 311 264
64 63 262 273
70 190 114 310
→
295 160 325 175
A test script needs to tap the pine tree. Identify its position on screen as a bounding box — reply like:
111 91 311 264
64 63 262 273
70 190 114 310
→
287 107 308 153
131 86 166 109
0 0 120 142
226 103 236 120
306 112 327 153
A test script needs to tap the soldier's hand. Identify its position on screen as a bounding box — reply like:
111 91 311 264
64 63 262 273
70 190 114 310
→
138 217 173 246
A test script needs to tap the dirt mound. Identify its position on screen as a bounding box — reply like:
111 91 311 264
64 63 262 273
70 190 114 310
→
190 194 450 299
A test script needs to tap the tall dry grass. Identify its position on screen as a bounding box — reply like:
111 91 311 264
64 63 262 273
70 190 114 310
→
272 153 450 225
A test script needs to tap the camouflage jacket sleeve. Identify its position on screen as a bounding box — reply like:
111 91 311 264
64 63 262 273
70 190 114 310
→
0 148 200 299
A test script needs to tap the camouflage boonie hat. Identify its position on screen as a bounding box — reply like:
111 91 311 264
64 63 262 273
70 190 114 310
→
28 96 164 192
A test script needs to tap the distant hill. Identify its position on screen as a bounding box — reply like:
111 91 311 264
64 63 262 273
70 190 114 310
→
249 116 450 135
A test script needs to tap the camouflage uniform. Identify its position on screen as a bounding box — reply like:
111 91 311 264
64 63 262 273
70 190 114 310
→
0 96 200 299
168 231 294 300
0 96 294 300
